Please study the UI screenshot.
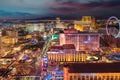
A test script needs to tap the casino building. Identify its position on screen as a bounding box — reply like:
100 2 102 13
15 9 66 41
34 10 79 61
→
47 44 88 62
60 29 100 51
63 63 120 80
74 16 96 32
47 29 100 62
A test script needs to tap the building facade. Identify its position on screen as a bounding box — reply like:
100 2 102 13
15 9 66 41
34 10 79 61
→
74 16 96 32
2 30 18 44
25 23 45 33
63 63 120 80
2 36 18 44
47 53 88 62
47 44 88 62
60 30 100 51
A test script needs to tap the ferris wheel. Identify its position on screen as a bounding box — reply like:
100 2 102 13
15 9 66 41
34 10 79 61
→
106 16 120 38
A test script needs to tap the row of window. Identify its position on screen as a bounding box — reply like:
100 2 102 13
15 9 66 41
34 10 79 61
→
69 75 120 80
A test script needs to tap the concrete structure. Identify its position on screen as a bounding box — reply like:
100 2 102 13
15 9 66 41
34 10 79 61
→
56 17 61 24
47 44 88 62
25 23 45 33
60 29 100 51
6 29 18 38
51 70 64 80
74 16 96 32
2 30 18 44
63 63 120 80
2 36 18 44
47 52 88 62
103 35 120 47
39 23 45 32
56 17 66 29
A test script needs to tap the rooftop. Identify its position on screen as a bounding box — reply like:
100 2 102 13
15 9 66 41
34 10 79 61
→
62 44 75 49
49 44 75 50
64 63 120 73
61 29 99 35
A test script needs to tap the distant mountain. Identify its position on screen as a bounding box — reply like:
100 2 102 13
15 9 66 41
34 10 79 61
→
0 10 36 19
33 15 82 20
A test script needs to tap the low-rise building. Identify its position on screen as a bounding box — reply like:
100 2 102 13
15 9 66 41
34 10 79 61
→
63 63 120 80
60 29 100 51
2 36 18 44
47 44 88 62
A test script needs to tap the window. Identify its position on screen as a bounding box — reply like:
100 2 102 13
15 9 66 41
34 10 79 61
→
78 77 81 80
70 76 72 80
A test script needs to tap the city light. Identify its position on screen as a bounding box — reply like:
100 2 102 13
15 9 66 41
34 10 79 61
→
0 3 119 79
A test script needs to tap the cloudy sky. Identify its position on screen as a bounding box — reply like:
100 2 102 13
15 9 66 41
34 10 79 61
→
0 0 120 19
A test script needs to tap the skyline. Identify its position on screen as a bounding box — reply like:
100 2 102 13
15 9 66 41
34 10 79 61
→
0 0 120 19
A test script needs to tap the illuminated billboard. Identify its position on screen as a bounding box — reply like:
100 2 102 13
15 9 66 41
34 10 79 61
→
51 34 59 40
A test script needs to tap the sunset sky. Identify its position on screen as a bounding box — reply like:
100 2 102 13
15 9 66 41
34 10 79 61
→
0 0 120 19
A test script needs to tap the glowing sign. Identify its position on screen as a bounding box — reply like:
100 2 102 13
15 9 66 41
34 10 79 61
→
81 73 96 76
47 51 64 54
51 34 59 40
30 38 38 43
55 71 64 74
43 56 49 62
